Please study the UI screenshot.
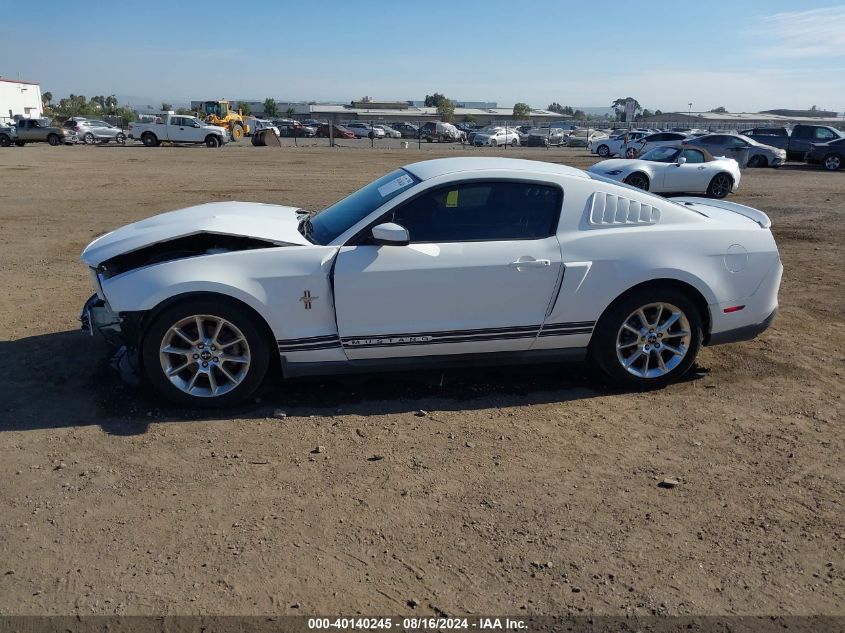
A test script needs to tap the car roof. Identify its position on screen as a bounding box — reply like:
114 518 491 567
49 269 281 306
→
403 157 589 181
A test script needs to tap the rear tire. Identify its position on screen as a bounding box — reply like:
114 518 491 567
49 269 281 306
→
625 147 638 159
141 297 270 408
511 137 520 147
142 133 158 147
591 287 702 389
706 173 733 199
0 135 11 147
823 153 842 171
597 144 610 157
205 135 221 148
47 134 60 146
83 132 95 145
116 133 126 144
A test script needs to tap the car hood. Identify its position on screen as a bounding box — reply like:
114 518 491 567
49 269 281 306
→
588 159 643 172
81 201 309 266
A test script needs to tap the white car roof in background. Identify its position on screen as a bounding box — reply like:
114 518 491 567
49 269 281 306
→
404 157 589 181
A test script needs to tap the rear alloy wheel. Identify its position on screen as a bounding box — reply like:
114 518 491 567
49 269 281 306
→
47 134 61 146
490 139 498 147
0 135 11 147
511 137 519 147
597 144 610 157
592 289 702 388
624 172 649 190
116 133 126 144
205 135 221 148
83 132 95 145
823 153 842 171
142 299 269 407
707 173 733 199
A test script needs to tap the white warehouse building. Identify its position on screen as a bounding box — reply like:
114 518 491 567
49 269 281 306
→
0 77 43 123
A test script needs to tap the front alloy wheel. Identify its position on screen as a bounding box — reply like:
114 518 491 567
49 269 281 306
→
142 299 269 407
707 173 733 199
824 154 842 171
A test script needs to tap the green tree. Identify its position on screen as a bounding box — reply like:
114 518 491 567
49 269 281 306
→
641 108 654 119
42 91 53 106
654 109 663 116
263 98 278 118
424 93 447 107
512 102 531 119
161 102 173 111
547 102 565 114
709 106 727 113
285 106 296 118
237 102 252 115
611 97 642 122
104 95 118 112
463 113 477 124
175 107 194 115
573 109 586 120
436 98 455 122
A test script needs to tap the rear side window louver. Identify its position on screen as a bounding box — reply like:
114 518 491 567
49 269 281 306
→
589 192 661 226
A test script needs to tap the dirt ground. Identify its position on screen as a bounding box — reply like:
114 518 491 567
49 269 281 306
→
0 142 842 617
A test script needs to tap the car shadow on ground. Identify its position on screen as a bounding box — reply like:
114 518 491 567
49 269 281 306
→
0 330 707 436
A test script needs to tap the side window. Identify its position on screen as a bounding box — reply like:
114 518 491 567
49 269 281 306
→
648 134 665 142
815 128 836 140
169 117 181 126
389 181 561 243
792 126 811 139
680 149 705 163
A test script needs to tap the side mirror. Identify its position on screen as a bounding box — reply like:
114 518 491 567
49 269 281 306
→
371 222 409 246
676 156 687 165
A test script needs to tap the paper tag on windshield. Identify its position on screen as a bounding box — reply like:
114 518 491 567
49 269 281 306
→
445 190 459 207
378 173 414 197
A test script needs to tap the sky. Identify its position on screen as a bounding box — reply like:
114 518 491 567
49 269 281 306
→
1 0 844 114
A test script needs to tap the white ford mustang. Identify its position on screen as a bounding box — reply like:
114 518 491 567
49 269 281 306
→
80 157 781 407
588 146 742 198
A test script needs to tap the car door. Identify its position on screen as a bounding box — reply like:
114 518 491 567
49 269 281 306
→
333 179 564 359
18 120 36 141
663 148 710 191
183 118 206 142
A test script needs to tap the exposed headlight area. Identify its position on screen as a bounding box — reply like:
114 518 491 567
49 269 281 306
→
605 170 624 175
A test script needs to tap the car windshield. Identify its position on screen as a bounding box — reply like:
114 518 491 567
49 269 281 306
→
640 146 681 162
307 169 421 244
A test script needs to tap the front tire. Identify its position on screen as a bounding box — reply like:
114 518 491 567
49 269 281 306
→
591 288 702 389
511 137 519 147
230 123 244 141
747 154 767 168
83 132 95 145
706 173 733 199
0 135 11 147
141 298 270 408
205 135 221 148
142 133 158 147
116 132 126 144
597 144 610 157
624 172 649 190
823 153 842 171
47 134 61 146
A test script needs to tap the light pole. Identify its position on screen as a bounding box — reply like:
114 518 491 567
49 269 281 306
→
688 102 693 121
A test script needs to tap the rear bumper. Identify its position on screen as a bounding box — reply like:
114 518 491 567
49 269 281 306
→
708 307 777 346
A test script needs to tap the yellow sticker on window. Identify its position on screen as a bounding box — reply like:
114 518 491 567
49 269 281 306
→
445 190 459 207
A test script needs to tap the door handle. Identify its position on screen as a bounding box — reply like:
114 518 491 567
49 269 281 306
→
509 258 551 269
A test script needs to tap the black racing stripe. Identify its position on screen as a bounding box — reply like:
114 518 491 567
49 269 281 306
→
538 328 594 337
343 331 540 349
278 342 342 352
278 334 341 345
542 321 596 330
340 324 540 342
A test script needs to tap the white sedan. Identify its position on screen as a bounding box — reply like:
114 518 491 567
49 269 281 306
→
80 157 780 407
590 130 651 157
472 127 520 146
623 131 690 158
588 146 741 198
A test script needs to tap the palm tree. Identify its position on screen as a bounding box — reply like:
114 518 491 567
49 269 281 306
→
611 97 642 121
42 91 53 106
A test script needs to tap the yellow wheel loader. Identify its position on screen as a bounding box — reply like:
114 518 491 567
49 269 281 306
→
199 100 250 141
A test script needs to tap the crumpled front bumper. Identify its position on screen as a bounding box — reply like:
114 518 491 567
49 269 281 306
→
80 293 123 345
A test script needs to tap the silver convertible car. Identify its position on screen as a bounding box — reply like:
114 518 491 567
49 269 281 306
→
80 158 781 407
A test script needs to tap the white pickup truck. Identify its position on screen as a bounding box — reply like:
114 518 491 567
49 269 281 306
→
129 115 229 147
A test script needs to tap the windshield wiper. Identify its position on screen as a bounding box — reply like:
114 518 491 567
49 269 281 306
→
298 215 316 244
